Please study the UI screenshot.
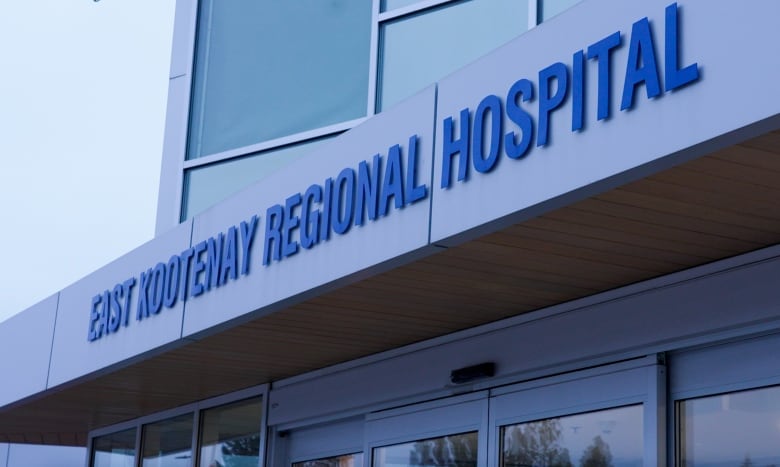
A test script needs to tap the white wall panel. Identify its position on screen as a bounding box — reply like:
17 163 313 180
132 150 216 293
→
182 86 438 338
48 220 192 388
270 251 780 426
0 295 57 408
431 0 780 243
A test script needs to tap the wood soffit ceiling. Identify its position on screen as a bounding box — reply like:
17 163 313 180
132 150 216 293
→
2 130 780 446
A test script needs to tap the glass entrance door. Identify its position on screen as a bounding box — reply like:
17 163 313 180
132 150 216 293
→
271 358 663 467
373 431 478 467
271 416 364 467
488 358 664 467
499 404 643 467
365 392 489 467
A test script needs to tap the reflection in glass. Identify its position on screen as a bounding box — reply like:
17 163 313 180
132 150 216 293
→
500 405 642 467
679 386 780 467
141 414 194 467
182 136 331 220
373 431 477 467
293 452 363 467
379 0 528 111
92 428 136 467
540 0 582 21
199 397 263 467
188 0 370 159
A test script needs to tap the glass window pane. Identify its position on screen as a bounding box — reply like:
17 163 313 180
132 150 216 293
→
373 431 477 467
199 397 263 467
381 0 422 12
378 0 528 111
500 405 643 467
141 413 194 467
678 386 780 467
293 452 363 467
189 1 371 159
92 428 136 467
182 136 332 220
540 0 582 21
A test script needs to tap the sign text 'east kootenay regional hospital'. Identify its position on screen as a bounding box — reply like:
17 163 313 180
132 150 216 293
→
88 2 698 342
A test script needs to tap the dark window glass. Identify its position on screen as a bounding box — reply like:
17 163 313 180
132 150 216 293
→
199 397 263 467
92 428 136 467
373 431 477 467
678 386 780 467
500 405 643 467
141 413 194 467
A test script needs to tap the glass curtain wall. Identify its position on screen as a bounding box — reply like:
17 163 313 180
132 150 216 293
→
181 137 333 219
181 0 373 220
91 396 264 467
92 428 137 467
188 1 371 160
678 385 780 467
198 397 263 467
182 0 586 221
500 405 643 467
377 0 529 111
373 432 478 467
141 414 194 467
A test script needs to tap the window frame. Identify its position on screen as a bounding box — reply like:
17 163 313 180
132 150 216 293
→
487 357 666 467
364 391 490 467
668 332 780 467
158 0 553 228
268 416 365 467
87 383 269 467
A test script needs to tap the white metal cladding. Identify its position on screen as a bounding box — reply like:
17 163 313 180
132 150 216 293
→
47 219 193 389
276 417 364 465
267 245 780 427
431 0 780 243
0 294 57 408
182 86 437 338
156 0 197 233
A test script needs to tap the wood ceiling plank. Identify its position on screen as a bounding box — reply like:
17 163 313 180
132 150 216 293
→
578 197 776 245
737 130 780 154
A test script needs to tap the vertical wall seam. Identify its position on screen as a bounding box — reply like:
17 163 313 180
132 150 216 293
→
5 442 10 467
427 84 439 246
366 0 381 116
44 293 61 390
179 219 195 339
530 0 540 29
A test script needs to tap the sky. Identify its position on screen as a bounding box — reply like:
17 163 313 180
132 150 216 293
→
0 0 176 322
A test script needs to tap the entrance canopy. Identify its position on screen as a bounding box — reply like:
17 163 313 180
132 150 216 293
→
1 0 779 447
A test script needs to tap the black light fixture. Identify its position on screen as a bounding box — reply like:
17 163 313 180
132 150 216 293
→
450 362 496 384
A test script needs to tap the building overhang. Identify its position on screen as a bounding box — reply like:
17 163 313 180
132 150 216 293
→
1 0 780 446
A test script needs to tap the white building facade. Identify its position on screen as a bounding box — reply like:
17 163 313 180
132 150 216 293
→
2 1 780 466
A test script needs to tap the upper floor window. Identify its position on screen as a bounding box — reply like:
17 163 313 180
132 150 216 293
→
188 0 372 160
